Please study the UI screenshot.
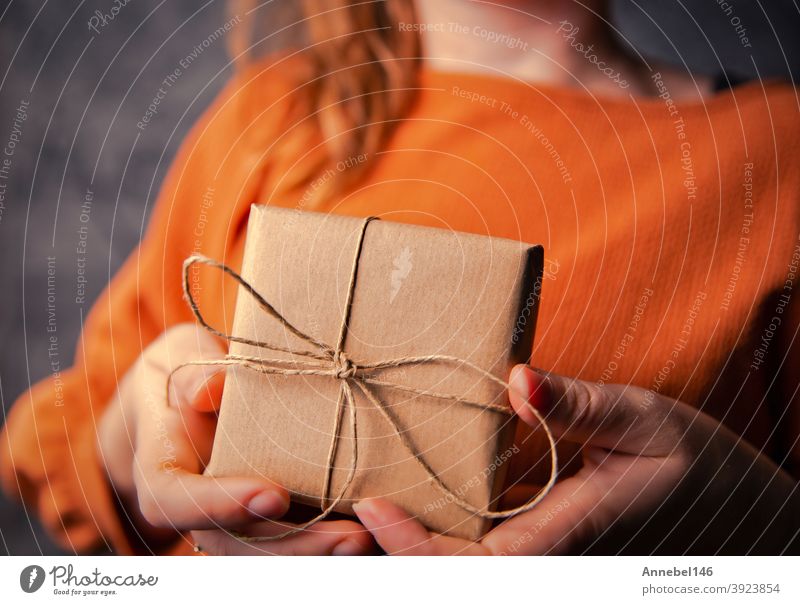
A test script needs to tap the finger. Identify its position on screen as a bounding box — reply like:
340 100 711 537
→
485 444 688 555
133 462 290 531
188 367 227 413
131 356 290 530
482 471 606 555
498 483 548 509
158 327 226 462
168 364 226 412
353 499 487 555
508 365 679 455
163 362 226 465
164 325 227 411
192 519 376 556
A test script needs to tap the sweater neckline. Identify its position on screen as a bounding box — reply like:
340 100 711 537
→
417 65 769 115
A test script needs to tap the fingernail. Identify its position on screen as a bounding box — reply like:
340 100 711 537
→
247 490 288 518
509 366 531 398
530 371 553 412
352 501 379 527
189 368 224 403
332 538 366 556
512 366 551 413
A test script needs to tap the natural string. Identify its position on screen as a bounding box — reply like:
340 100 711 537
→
169 217 557 542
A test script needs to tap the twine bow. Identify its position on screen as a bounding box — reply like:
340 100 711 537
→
170 216 557 541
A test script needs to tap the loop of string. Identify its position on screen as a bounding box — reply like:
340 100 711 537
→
169 217 557 542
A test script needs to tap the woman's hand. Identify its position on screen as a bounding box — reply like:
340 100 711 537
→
353 365 800 555
97 323 374 555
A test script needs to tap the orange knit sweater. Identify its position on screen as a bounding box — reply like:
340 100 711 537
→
2 53 799 554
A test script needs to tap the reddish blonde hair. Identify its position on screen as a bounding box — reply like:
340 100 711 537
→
229 0 421 203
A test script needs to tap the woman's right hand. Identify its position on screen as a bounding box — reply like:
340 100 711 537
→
97 323 375 555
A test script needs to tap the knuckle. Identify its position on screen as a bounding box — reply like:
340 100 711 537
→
170 323 221 351
146 324 200 358
165 323 225 363
137 491 169 528
138 356 168 381
203 495 245 525
664 410 691 443
669 429 696 466
567 380 613 431
576 506 605 547
164 323 201 342
570 485 611 545
648 403 693 453
133 467 171 528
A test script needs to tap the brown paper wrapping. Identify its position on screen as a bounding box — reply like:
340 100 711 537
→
205 206 544 540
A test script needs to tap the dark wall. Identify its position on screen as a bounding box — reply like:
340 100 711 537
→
0 0 270 555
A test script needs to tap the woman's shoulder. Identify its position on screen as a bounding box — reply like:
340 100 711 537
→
762 83 800 147
707 81 800 180
726 81 800 136
741 82 800 173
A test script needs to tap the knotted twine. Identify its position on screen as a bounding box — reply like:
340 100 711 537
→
169 216 557 541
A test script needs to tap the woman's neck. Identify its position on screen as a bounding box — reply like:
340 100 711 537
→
413 0 712 100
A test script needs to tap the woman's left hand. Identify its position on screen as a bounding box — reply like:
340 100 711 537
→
353 365 800 555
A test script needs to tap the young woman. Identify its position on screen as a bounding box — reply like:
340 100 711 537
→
2 0 799 555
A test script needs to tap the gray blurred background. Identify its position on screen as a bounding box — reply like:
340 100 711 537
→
0 0 291 555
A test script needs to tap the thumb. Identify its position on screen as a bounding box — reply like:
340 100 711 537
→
169 364 226 413
508 365 665 454
164 324 228 412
